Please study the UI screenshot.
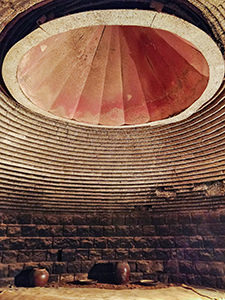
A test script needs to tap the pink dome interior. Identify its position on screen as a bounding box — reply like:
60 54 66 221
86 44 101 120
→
17 25 209 126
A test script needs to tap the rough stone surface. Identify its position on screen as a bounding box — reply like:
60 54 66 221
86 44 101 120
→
0 210 224 288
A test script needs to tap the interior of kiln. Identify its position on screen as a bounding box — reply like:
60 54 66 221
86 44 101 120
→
0 0 225 298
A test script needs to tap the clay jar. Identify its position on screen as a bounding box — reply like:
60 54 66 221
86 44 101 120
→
33 268 49 287
115 262 130 284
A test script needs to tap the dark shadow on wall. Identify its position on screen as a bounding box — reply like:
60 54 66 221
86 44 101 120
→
88 262 116 284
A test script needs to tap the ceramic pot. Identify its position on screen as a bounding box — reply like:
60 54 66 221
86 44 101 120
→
33 268 49 287
115 262 130 284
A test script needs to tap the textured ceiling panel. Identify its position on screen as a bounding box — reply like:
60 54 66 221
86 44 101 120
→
16 25 209 125
0 0 224 212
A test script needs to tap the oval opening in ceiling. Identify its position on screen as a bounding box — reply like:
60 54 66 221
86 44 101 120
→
2 10 224 128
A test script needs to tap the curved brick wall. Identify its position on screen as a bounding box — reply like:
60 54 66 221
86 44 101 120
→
0 0 225 289
0 0 224 212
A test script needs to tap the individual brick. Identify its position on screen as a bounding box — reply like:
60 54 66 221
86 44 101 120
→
7 226 21 237
32 250 47 262
116 226 130 237
32 214 48 225
129 225 143 236
1 238 24 250
112 213 125 226
67 261 82 274
143 225 155 236
159 238 175 248
164 260 179 273
182 225 197 236
103 226 116 237
89 250 102 260
184 249 199 261
129 272 143 282
175 237 190 248
2 250 18 263
203 236 216 248
195 262 209 275
115 249 129 260
0 225 6 236
86 213 99 225
60 215 73 225
137 261 153 273
94 238 107 249
25 238 52 249
133 237 149 248
17 250 32 262
37 225 63 237
47 249 58 262
53 237 79 249
53 262 67 274
107 238 120 248
120 238 135 249
48 274 59 283
63 225 77 237
154 249 170 260
72 214 87 225
3 213 17 224
98 214 112 226
169 225 183 236
75 249 89 260
129 248 144 260
17 214 32 224
77 226 90 236
80 238 94 248
152 214 165 225
198 249 214 261
156 225 170 236
61 249 76 262
179 260 194 274
102 249 115 260
21 225 38 237
189 236 203 248
89 226 103 237
213 249 225 261
125 213 139 225
45 214 61 225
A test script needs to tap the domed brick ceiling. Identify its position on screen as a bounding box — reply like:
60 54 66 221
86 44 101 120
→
0 2 225 212
17 25 209 126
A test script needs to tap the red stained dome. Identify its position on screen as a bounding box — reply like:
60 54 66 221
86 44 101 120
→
17 25 209 126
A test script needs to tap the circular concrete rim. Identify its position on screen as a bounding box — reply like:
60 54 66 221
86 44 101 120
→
2 9 225 129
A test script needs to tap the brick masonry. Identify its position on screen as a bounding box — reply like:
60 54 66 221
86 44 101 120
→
0 209 225 288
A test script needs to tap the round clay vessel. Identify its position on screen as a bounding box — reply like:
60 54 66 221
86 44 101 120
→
115 261 130 284
33 268 49 287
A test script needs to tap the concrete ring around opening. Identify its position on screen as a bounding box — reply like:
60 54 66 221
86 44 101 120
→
2 9 224 128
